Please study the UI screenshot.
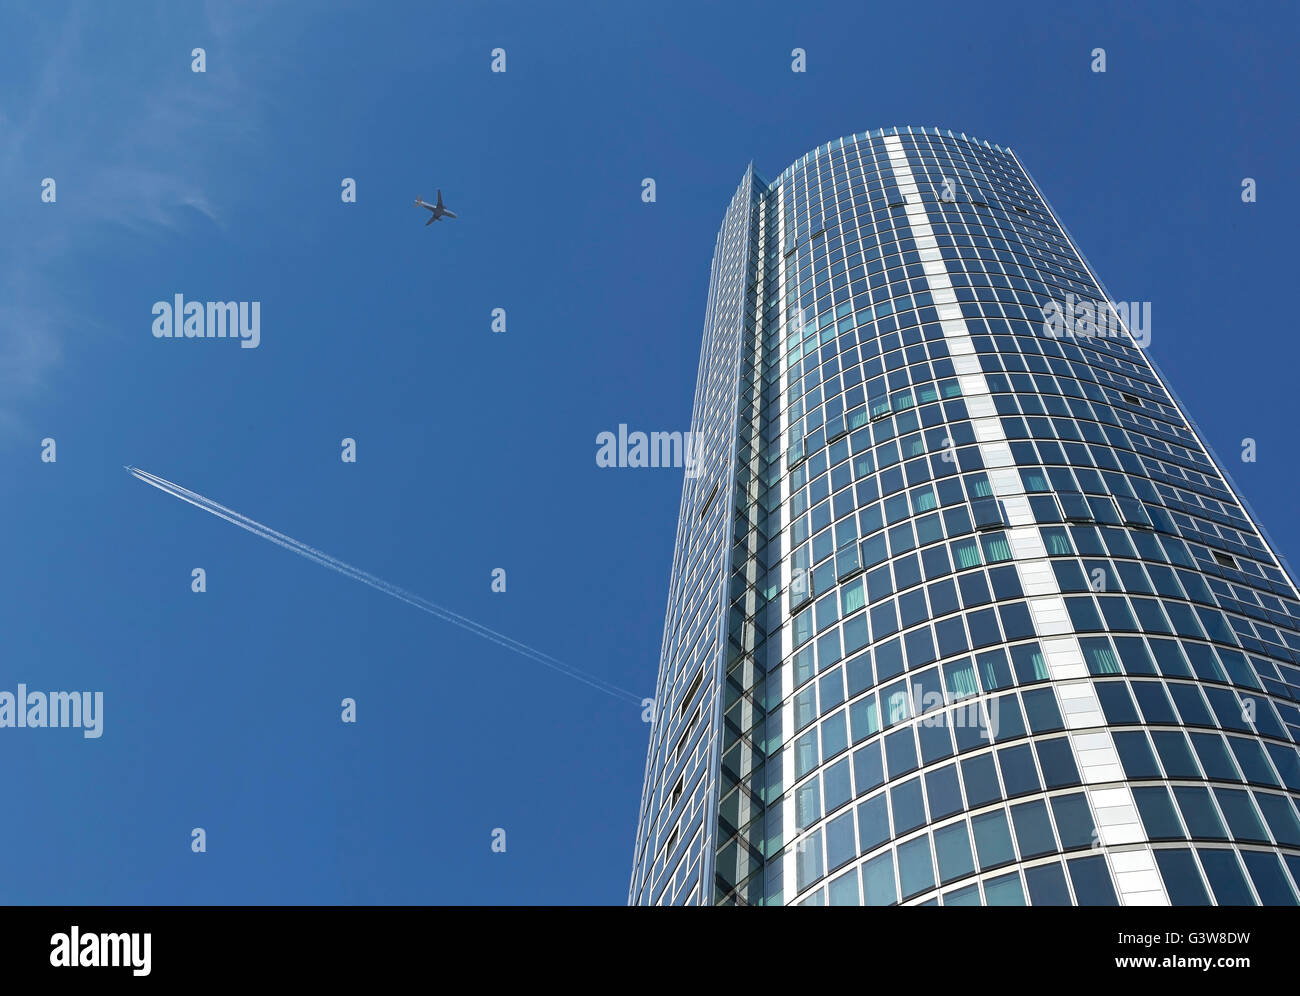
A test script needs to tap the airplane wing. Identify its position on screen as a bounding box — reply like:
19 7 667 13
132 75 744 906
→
425 214 437 226
436 189 444 208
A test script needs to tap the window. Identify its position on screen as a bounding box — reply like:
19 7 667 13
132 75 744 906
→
679 667 704 718
827 867 860 906
898 836 935 899
1113 731 1161 779
862 851 897 905
826 810 856 870
925 763 964 819
1036 737 1082 787
795 829 824 891
891 777 927 835
943 883 982 906
1090 681 1135 728
1024 862 1072 905
1240 850 1298 905
1197 848 1257 906
972 809 1016 869
934 822 976 883
1253 791 1300 847
1067 855 1118 905
1132 786 1185 839
1212 550 1237 569
1213 788 1269 843
1172 786 1228 839
884 727 919 778
1011 643 1048 684
961 752 1002 807
1153 849 1211 905
1010 799 1056 857
983 870 1025 906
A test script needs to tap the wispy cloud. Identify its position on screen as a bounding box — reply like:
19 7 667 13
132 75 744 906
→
0 1 266 433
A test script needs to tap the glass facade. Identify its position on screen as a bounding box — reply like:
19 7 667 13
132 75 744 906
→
629 127 1300 906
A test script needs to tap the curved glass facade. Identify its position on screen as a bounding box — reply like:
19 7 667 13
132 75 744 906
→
630 127 1300 906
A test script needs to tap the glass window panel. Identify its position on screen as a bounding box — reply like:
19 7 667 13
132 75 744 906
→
1131 681 1178 724
925 763 963 820
897 835 935 899
934 822 976 884
795 729 819 778
917 712 955 765
882 679 912 726
1205 687 1252 733
796 829 824 891
1035 737 1082 788
852 740 884 795
943 657 979 701
1050 792 1097 850
856 793 890 853
1253 791 1300 848
943 883 982 906
1150 639 1193 677
891 778 928 837
960 752 1002 807
1153 849 1211 905
824 757 853 812
884 726 919 778
997 743 1041 797
1212 787 1269 843
1024 862 1072 906
1240 850 1298 906
850 694 881 743
1114 636 1158 674
1265 743 1300 792
1197 848 1257 906
1096 681 1140 724
990 693 1027 742
983 870 1026 906
827 867 861 906
976 648 1013 690
1067 855 1119 905
1082 637 1122 675
1132 785 1186 840
1010 799 1057 858
1113 731 1161 779
971 809 1016 870
1169 684 1215 727
821 710 849 762
1172 785 1229 840
1228 737 1281 788
795 776 822 829
1021 688 1065 733
1191 733 1241 782
1151 730 1201 778
1010 643 1048 684
861 851 897 906
826 810 856 870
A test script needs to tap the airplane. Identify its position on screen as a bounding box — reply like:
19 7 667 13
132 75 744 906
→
414 189 457 225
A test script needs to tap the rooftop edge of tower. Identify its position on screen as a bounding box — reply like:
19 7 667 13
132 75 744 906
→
765 126 1013 190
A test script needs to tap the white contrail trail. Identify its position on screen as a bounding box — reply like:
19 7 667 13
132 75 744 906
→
125 465 644 705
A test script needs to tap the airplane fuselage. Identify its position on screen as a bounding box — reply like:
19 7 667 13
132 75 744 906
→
415 191 454 223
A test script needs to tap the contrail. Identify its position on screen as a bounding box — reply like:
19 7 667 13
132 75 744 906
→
125 465 644 705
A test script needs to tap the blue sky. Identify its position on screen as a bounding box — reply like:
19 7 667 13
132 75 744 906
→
0 0 1296 904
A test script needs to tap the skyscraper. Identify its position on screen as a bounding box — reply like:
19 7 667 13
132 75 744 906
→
629 127 1300 906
